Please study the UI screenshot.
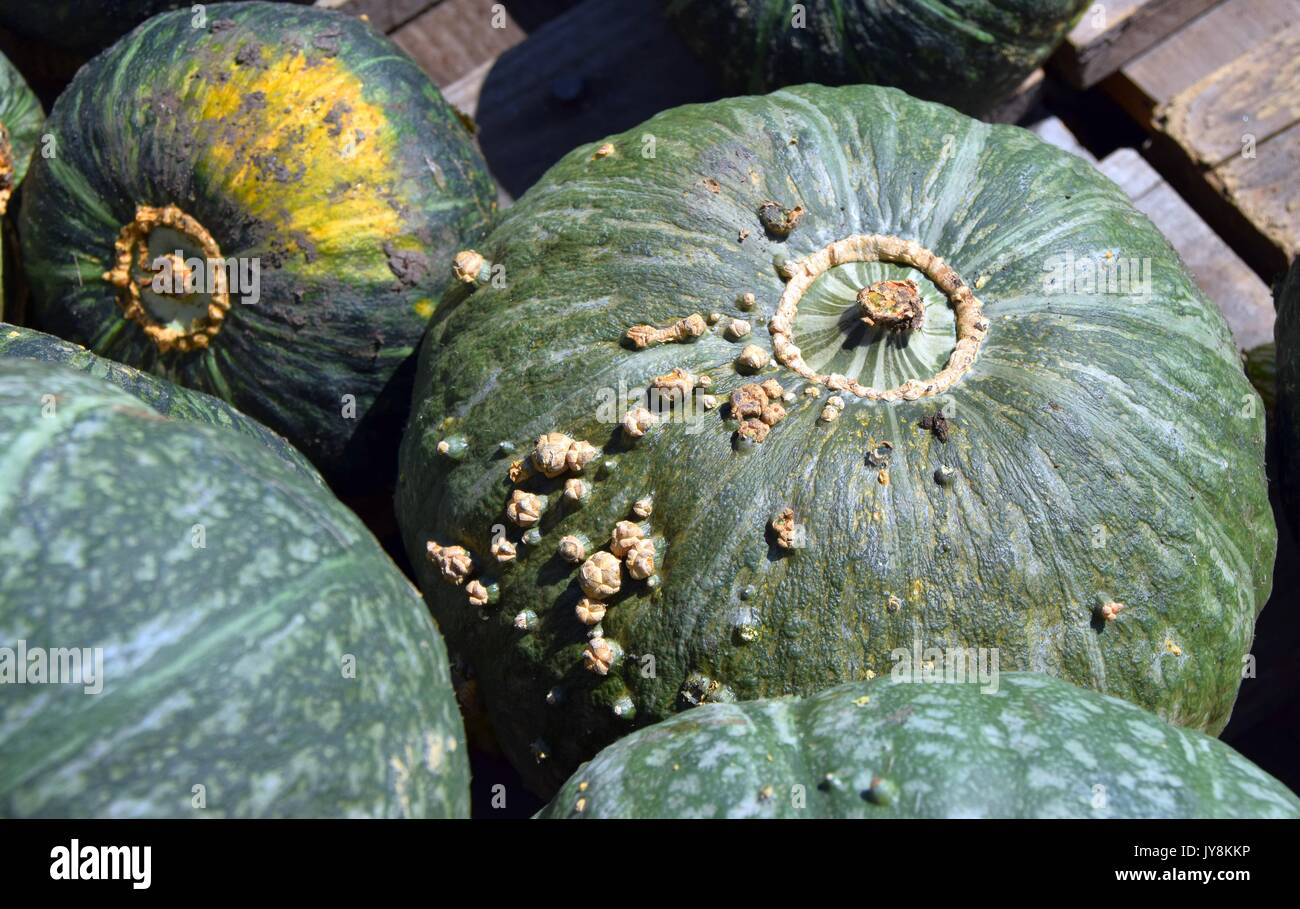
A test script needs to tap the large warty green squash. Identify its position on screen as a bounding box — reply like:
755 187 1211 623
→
396 85 1274 796
1276 258 1300 529
18 2 496 493
664 0 1090 116
0 359 469 817
539 673 1300 819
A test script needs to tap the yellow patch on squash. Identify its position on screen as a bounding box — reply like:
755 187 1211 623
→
190 47 402 281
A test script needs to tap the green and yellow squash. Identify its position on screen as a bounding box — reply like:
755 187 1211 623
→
0 321 315 479
0 359 468 817
396 85 1274 795
665 0 1091 116
0 0 308 53
19 2 496 493
1 49 43 320
540 673 1300 818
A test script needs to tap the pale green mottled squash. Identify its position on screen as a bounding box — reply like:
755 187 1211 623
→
0 359 468 817
397 84 1273 796
540 674 1300 819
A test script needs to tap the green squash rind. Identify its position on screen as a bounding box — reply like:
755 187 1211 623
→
0 321 317 481
664 0 1091 116
539 673 1300 819
397 84 1273 795
0 359 469 817
18 2 496 493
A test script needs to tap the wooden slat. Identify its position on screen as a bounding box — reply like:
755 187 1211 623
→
1159 23 1300 168
391 0 526 87
1097 149 1274 350
1106 0 1300 124
315 0 439 34
1209 120 1300 272
468 0 722 198
1051 0 1217 89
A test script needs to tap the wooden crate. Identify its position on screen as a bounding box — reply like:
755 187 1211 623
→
1051 0 1218 89
1105 0 1300 279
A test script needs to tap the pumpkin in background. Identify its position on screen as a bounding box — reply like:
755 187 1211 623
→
0 0 309 53
396 84 1273 795
1276 259 1300 529
664 0 1090 116
0 49 42 320
0 359 468 817
19 2 496 493
0 321 316 479
539 673 1300 819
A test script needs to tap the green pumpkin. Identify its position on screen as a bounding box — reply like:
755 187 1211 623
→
19 2 496 493
0 359 468 817
0 321 315 479
1 49 43 320
396 85 1273 795
664 0 1090 116
539 673 1300 818
1276 259 1300 526
0 1 308 53
0 49 42 215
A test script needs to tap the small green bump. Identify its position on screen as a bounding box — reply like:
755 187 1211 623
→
934 465 956 486
612 695 636 721
598 459 618 479
862 776 897 806
513 608 538 631
522 527 543 546
739 584 757 601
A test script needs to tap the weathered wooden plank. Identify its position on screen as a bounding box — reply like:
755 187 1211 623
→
391 0 526 87
1209 119 1300 274
1029 115 1098 164
315 0 439 34
1097 149 1274 349
470 0 722 198
1159 23 1300 168
1052 0 1218 89
1106 0 1299 124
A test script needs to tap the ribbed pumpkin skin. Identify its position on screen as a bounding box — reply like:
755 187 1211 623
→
1277 260 1300 525
0 360 468 817
665 0 1089 115
397 85 1273 795
539 674 1300 819
0 49 43 204
19 2 496 493
0 322 316 480
0 1 308 52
